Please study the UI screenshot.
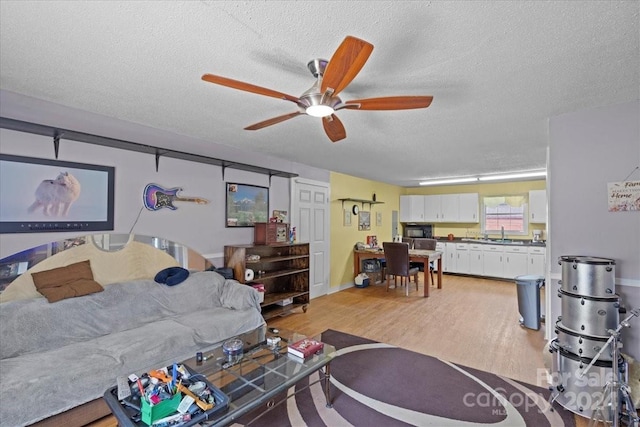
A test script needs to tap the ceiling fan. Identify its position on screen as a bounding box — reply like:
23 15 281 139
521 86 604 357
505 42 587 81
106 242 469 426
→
201 36 433 143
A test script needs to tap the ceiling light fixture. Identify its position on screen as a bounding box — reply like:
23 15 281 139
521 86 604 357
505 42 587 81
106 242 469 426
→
305 105 335 117
478 170 547 181
419 177 479 186
418 170 547 186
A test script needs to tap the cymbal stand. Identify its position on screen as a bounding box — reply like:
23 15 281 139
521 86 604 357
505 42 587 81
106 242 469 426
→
578 308 639 427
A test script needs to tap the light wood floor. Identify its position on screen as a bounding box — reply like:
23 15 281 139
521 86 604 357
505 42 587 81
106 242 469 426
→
270 273 548 385
269 273 591 427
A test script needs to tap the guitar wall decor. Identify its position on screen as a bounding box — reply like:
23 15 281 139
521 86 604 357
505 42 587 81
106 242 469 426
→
143 184 209 211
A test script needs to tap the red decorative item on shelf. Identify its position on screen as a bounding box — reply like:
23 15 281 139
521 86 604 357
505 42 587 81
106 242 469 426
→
287 338 324 359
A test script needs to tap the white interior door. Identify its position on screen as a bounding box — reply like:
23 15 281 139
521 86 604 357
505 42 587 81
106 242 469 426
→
291 178 329 299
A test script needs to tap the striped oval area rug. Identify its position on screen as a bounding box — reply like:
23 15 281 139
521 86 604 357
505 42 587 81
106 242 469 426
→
232 329 577 427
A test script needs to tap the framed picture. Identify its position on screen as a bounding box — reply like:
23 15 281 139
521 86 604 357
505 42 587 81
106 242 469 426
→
376 211 382 226
0 154 115 234
343 209 351 226
358 211 371 231
226 183 269 227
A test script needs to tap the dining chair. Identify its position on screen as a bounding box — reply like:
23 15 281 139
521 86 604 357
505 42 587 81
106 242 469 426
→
412 238 437 287
382 242 419 296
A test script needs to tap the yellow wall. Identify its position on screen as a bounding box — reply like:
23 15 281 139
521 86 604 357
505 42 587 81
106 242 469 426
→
329 176 546 288
402 180 547 240
330 172 404 288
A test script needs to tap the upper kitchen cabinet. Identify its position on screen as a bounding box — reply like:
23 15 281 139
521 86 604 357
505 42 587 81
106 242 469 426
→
424 193 479 223
399 195 425 222
458 193 480 222
529 190 547 223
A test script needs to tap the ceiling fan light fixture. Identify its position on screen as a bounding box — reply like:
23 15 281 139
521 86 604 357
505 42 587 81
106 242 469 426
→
306 105 334 117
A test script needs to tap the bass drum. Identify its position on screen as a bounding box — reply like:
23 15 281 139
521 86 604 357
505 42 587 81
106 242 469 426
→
558 256 615 297
554 319 612 361
549 339 625 422
558 290 620 337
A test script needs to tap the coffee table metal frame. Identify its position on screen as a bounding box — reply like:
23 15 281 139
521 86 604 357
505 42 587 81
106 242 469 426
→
103 326 335 426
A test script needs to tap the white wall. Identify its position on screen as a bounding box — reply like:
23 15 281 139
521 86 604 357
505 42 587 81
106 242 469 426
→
548 100 640 359
0 91 329 264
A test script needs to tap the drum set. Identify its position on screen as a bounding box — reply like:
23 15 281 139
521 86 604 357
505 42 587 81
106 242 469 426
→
548 255 639 426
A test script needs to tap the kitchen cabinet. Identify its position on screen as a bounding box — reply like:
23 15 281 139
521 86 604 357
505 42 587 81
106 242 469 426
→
440 194 459 222
400 193 479 223
469 244 484 275
423 195 440 222
529 190 547 224
527 247 546 276
426 194 458 222
224 243 309 320
482 245 504 278
444 242 457 272
503 246 529 279
458 193 480 223
423 193 479 223
435 242 446 271
455 243 470 274
399 195 425 222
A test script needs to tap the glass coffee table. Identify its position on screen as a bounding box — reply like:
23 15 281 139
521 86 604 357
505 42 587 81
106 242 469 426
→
103 326 335 426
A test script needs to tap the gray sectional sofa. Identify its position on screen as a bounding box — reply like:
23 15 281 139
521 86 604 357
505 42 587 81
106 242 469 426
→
0 271 265 426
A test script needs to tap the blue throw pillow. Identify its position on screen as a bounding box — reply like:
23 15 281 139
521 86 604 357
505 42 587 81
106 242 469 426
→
154 267 190 286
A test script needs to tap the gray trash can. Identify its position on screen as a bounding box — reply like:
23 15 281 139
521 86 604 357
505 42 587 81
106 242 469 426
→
515 274 545 330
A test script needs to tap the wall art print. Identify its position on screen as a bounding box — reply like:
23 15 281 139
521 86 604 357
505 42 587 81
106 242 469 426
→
358 211 371 231
226 183 269 227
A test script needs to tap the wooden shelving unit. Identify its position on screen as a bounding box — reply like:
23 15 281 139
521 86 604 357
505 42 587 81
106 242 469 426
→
224 243 310 320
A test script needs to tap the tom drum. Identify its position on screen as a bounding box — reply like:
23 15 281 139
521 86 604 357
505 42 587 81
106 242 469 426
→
558 256 615 297
558 290 620 337
554 319 612 361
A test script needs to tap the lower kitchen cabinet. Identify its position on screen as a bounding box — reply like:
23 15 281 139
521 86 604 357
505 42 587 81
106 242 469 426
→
469 244 484 275
445 242 457 273
482 245 504 278
433 241 546 280
527 247 546 276
503 246 529 279
455 243 469 274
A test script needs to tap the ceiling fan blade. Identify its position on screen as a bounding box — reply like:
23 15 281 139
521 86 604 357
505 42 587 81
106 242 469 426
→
321 36 374 97
322 114 347 142
342 96 433 110
244 112 303 131
202 74 301 104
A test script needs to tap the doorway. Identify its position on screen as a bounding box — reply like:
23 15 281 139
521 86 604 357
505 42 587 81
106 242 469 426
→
290 178 330 299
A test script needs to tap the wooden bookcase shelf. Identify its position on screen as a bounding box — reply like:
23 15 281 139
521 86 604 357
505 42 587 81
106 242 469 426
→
224 243 310 320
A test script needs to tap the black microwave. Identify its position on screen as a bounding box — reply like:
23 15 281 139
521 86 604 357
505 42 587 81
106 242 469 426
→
404 225 433 238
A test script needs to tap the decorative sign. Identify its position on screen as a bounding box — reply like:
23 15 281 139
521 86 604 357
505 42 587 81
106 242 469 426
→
607 181 640 212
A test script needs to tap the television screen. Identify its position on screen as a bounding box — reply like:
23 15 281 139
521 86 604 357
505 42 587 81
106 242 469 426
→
0 154 115 233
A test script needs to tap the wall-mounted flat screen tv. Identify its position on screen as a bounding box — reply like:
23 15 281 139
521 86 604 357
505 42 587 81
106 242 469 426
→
0 154 115 233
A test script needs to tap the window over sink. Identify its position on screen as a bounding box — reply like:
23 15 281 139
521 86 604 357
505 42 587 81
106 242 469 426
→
482 195 528 235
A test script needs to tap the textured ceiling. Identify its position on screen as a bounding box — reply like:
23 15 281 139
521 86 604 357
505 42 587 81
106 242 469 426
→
1 1 638 187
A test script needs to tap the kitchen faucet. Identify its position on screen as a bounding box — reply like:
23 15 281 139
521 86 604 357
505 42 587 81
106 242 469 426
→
501 226 505 242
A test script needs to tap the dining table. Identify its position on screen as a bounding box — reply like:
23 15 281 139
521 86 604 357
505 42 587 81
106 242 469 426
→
353 248 443 297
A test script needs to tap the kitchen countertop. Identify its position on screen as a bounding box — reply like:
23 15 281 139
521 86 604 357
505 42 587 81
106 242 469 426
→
431 237 546 247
